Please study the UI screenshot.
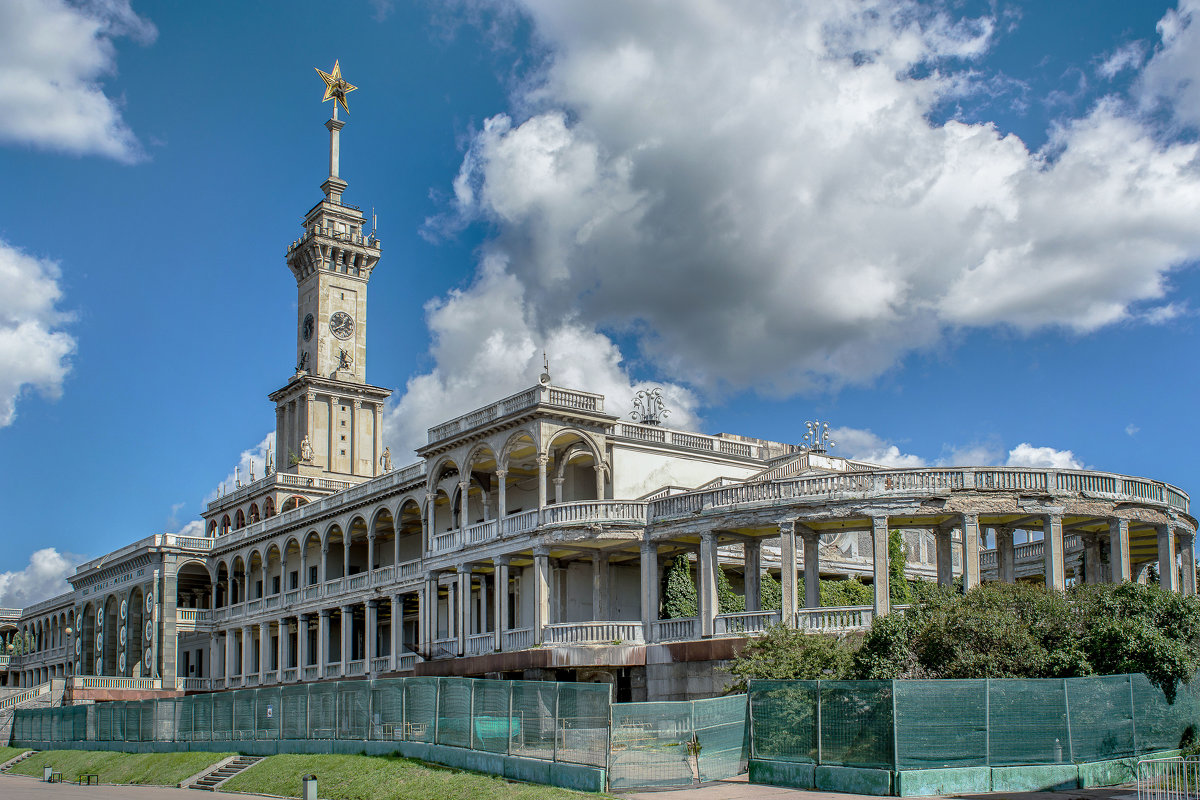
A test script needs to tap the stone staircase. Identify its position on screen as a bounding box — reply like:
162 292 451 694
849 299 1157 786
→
0 749 37 773
187 755 263 791
0 683 54 745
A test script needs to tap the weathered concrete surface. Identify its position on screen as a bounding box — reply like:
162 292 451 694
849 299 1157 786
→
893 766 991 796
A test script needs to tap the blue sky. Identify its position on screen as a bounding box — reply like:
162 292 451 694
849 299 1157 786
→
1 0 1199 605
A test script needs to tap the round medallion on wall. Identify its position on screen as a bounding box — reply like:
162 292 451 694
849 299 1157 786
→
118 653 126 673
75 639 81 656
119 626 127 646
302 313 314 341
329 311 354 340
145 621 153 641
95 633 102 652
120 600 127 620
95 657 102 673
145 652 152 670
146 593 154 614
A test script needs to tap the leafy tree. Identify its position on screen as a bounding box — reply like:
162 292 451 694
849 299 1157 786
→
852 611 918 679
717 565 745 614
663 554 698 619
820 577 872 607
728 625 854 690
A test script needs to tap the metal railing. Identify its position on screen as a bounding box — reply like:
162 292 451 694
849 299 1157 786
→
1138 756 1200 800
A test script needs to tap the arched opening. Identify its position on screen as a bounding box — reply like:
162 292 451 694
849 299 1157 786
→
430 460 460 532
264 497 276 518
371 508 395 571
102 596 119 675
325 525 345 579
303 532 322 587
465 445 499 523
208 520 218 537
215 561 230 608
281 496 307 513
248 551 265 601
284 538 303 593
79 603 96 676
265 544 283 596
501 433 539 515
231 556 247 605
177 561 214 609
249 503 261 523
127 586 144 677
547 430 603 503
398 500 423 562
235 509 246 530
346 517 369 576
221 515 231 535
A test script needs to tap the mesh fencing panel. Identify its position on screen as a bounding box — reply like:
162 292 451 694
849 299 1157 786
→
371 679 404 740
233 689 256 740
212 691 233 741
471 678 511 753
988 679 1069 765
1132 673 1198 753
256 687 281 740
280 684 309 739
1068 674 1136 762
338 681 369 740
193 693 214 741
894 680 987 769
557 682 611 767
308 683 337 739
97 702 113 741
609 701 695 790
436 677 472 749
748 680 817 763
404 677 437 743
694 694 748 782
820 681 894 769
511 680 557 761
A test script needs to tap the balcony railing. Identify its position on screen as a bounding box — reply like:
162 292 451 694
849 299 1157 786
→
651 618 697 642
70 676 162 691
427 385 605 444
795 605 872 631
543 621 644 645
396 653 421 672
466 633 494 656
713 610 781 637
371 656 391 673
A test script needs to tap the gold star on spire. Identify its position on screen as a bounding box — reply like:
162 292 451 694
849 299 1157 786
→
315 60 357 114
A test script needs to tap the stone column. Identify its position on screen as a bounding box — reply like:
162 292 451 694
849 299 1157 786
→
456 567 471 655
494 558 509 651
392 594 404 665
367 534 376 582
209 632 219 682
1084 535 1103 585
1042 514 1065 591
479 573 489 638
871 516 891 617
592 552 609 619
496 470 508 522
640 540 659 642
962 514 981 591
425 493 436 549
1109 518 1132 583
779 521 798 626
241 627 252 678
996 528 1015 584
1157 524 1178 592
393 525 401 569
342 538 350 581
744 540 762 613
698 532 718 638
259 622 269 682
532 547 551 644
1180 532 1197 597
935 528 954 587
594 466 605 501
317 610 328 672
801 529 821 609
366 600 378 671
319 545 328 584
536 456 549 524
421 573 436 654
343 605 355 667
458 481 470 531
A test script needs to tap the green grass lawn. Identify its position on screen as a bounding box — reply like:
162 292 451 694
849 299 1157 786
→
0 746 28 764
223 753 611 800
8 749 233 785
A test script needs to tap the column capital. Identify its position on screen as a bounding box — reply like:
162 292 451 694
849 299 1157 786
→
495 468 508 478
366 599 378 609
456 564 474 576
778 519 796 535
640 539 656 554
458 479 470 491
700 530 714 544
536 454 549 466
532 545 551 558
493 555 511 567
320 608 331 618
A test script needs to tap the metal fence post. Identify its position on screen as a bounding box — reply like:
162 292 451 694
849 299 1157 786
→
506 680 514 756
553 683 561 762
816 680 822 765
1063 678 1075 763
985 678 991 766
1129 673 1139 754
891 680 899 773
432 678 441 745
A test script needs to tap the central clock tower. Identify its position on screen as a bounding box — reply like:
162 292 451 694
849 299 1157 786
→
269 70 391 482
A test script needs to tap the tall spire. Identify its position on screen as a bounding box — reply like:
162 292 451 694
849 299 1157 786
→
315 60 357 203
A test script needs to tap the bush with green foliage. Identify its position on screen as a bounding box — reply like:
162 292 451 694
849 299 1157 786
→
717 564 745 614
728 624 855 690
663 554 697 619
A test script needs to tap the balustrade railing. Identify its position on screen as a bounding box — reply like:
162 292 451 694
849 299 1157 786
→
346 660 365 676
427 385 604 444
542 501 648 525
795 605 872 631
302 666 319 680
247 599 263 613
282 668 297 682
303 585 320 601
0 683 48 710
285 590 300 605
324 577 344 595
70 676 162 691
543 621 644 644
265 595 280 610
324 664 342 678
431 530 462 553
713 610 781 637
467 633 494 656
396 653 420 672
652 618 697 642
502 628 532 651
466 520 497 545
346 574 367 591
373 565 394 584
397 559 422 581
500 510 539 536
371 656 391 673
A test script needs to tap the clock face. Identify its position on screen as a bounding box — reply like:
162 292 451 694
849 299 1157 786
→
330 311 354 340
302 313 314 342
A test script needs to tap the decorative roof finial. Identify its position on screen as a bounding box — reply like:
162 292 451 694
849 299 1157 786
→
315 60 357 119
631 387 670 427
801 420 835 454
539 350 551 386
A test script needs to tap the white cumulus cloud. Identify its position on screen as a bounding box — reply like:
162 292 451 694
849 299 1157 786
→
831 426 926 468
206 432 274 503
0 240 76 427
1005 443 1084 470
383 256 698 460
428 0 1200 407
0 548 83 609
0 0 155 162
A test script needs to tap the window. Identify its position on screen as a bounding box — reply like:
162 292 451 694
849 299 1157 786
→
309 566 318 586
254 580 263 599
271 576 281 595
290 571 299 590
